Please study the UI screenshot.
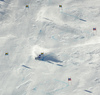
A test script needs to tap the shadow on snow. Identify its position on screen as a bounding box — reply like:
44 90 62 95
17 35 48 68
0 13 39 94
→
42 54 62 63
35 53 63 63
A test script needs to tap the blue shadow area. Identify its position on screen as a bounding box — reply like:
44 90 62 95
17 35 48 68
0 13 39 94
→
0 12 5 16
61 11 86 22
80 19 86 22
56 64 63 67
35 53 63 64
42 54 63 63
22 65 31 69
84 90 92 93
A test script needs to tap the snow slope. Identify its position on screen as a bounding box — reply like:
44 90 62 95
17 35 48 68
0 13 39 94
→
0 0 100 95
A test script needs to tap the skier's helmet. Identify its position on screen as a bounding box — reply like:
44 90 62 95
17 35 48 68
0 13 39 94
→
41 53 44 55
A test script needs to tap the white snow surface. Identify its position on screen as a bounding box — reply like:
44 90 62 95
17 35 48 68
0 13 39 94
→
0 0 100 95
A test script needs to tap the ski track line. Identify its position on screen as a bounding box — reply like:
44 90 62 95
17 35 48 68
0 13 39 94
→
60 11 86 22
22 65 31 69
32 79 69 95
53 79 69 92
51 36 57 40
69 41 100 49
45 79 69 95
16 80 31 89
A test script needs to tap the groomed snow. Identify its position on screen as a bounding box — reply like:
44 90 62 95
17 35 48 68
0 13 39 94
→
0 0 100 95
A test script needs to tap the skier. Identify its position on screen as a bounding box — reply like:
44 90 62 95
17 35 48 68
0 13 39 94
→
35 53 44 60
38 54 41 58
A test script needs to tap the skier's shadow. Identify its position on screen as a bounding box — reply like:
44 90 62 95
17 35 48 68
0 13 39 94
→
41 53 63 63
